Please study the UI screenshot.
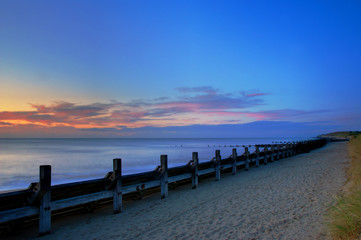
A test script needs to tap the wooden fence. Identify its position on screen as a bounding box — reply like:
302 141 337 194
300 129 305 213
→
0 139 327 236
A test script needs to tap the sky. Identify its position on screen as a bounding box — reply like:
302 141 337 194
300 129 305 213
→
0 0 360 138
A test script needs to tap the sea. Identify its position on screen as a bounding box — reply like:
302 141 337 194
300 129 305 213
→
0 138 307 192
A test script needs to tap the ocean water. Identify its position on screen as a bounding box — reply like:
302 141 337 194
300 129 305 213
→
0 138 302 191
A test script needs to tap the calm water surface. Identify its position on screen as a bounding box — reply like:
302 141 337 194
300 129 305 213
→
0 138 303 191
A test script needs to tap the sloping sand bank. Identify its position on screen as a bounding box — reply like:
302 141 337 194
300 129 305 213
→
15 142 349 240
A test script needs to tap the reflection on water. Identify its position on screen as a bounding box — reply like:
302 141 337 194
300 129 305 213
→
0 138 302 191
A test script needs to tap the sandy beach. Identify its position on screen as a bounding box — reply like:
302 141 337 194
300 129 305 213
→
11 142 348 240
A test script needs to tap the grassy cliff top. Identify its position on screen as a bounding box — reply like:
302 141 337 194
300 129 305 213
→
328 133 361 239
318 131 361 139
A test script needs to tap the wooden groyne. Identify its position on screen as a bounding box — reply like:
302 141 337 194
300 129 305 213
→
0 139 327 236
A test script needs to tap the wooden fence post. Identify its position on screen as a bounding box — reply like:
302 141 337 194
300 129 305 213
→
286 143 290 157
287 143 290 157
160 155 168 199
113 158 122 214
282 144 286 158
263 146 268 165
215 150 221 181
255 146 260 167
192 152 199 189
232 148 237 175
270 146 275 162
244 147 249 171
293 143 297 155
278 144 281 158
39 165 51 236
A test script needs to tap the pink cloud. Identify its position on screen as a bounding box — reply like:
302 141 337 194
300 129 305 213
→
245 93 270 97
1 86 327 135
240 90 271 98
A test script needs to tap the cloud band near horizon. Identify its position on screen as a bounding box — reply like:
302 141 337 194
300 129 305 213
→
0 86 336 137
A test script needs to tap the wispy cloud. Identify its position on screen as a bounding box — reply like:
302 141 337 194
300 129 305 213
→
0 86 330 136
240 90 271 98
257 109 329 121
0 122 13 126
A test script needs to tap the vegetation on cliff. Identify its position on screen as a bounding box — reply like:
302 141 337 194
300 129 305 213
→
328 132 361 240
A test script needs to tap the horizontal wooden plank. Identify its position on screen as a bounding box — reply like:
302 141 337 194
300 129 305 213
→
236 160 247 166
168 165 189 177
52 178 108 190
221 163 233 170
0 206 38 223
51 191 113 211
0 191 32 212
168 173 192 183
122 180 160 194
123 171 158 185
0 189 31 197
51 178 110 201
198 168 214 176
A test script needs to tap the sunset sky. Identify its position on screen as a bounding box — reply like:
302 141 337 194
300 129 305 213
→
1 0 361 138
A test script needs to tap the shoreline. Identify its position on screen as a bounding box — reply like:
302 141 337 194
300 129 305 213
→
8 142 349 240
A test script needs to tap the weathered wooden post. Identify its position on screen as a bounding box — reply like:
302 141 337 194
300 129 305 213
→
270 145 275 162
232 148 237 175
113 158 122 214
278 144 282 158
293 142 296 155
255 146 260 167
39 165 51 236
215 150 221 181
286 143 289 157
287 142 292 157
192 152 199 189
244 147 249 171
263 146 268 165
287 143 291 157
292 143 296 156
282 144 286 158
295 142 299 154
160 155 168 199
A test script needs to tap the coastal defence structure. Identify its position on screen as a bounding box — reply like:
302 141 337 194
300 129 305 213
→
0 139 328 236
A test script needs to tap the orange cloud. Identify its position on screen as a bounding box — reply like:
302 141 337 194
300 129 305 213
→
5 87 319 136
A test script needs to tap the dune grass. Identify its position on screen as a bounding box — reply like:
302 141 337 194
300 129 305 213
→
320 131 361 139
328 133 361 240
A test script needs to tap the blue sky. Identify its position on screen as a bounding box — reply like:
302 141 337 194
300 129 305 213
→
0 0 360 137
